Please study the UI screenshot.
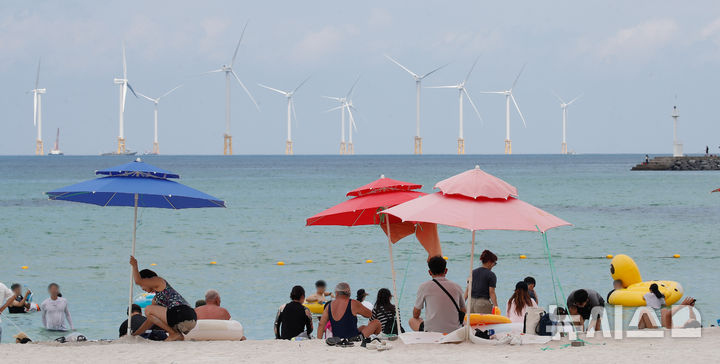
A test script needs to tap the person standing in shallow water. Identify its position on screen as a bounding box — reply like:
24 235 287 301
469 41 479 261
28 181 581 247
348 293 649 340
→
40 283 73 331
129 256 197 341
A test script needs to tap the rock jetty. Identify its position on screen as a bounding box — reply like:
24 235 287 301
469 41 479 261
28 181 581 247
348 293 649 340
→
632 156 720 171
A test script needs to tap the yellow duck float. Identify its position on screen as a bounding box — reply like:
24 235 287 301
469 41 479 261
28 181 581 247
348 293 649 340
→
607 254 683 306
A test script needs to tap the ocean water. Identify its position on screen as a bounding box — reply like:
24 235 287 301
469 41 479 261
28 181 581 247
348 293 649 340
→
1 154 718 342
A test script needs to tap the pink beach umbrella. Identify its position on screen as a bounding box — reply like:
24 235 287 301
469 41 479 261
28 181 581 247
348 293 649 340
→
380 166 571 330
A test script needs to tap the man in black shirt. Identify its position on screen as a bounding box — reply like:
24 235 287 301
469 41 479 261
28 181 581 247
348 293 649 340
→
119 304 147 337
274 286 313 340
567 289 605 331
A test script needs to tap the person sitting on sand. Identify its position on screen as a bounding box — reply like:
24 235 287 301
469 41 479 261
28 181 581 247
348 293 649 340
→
129 256 196 341
371 288 405 335
411 256 466 333
567 289 605 331
40 283 73 331
119 304 147 337
306 280 333 303
195 289 231 320
507 281 538 323
357 289 373 311
465 250 498 314
7 284 31 314
524 277 538 304
639 297 700 329
275 285 313 340
317 282 381 341
637 283 666 329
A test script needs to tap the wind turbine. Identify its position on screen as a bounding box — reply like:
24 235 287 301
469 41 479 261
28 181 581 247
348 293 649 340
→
553 92 582 154
112 43 138 155
427 58 483 154
385 55 446 154
137 85 183 155
324 78 360 155
480 64 527 154
203 22 259 155
258 77 309 155
31 58 46 155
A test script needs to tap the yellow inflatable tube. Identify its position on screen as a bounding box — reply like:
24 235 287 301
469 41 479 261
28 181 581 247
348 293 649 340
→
466 313 512 326
608 254 684 306
303 302 325 314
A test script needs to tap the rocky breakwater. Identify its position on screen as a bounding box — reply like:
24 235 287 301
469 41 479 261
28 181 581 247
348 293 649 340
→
632 156 720 170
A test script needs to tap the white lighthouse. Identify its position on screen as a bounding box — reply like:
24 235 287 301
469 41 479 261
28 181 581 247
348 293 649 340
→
672 106 683 157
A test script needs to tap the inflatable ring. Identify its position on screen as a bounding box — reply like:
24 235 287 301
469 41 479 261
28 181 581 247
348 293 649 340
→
608 254 684 306
133 293 155 308
185 320 244 341
303 302 325 314
465 313 512 326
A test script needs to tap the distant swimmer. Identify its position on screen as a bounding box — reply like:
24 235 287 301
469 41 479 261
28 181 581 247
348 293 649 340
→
130 256 197 341
40 283 74 331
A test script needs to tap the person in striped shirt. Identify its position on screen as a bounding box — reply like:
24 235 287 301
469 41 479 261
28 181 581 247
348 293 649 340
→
371 288 404 335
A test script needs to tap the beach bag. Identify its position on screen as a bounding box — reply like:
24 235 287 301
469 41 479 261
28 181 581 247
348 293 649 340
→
523 307 546 334
432 279 465 325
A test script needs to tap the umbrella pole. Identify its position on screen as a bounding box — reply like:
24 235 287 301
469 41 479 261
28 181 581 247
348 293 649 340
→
127 193 138 336
386 218 402 336
466 230 476 337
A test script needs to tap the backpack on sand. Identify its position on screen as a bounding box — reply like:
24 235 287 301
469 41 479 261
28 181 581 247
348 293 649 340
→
523 307 546 335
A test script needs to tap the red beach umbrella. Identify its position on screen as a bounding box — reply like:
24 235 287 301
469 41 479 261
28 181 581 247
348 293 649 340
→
380 166 570 333
712 188 719 193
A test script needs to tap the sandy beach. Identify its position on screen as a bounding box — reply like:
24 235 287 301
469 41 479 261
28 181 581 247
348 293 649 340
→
1 328 717 364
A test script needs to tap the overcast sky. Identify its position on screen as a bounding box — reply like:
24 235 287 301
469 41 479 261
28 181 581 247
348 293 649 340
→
1 1 720 155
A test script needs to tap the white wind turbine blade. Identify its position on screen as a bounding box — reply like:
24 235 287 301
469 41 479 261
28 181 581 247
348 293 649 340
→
33 92 37 126
324 105 344 113
290 98 298 126
385 54 419 78
511 94 527 127
122 42 127 79
551 90 565 104
346 76 360 98
202 69 225 75
464 56 480 83
426 85 460 89
420 63 448 79
566 93 583 106
159 84 183 99
126 83 139 98
346 104 358 132
35 58 41 89
292 76 311 93
136 92 156 103
121 84 127 114
231 69 260 110
258 83 288 95
231 21 249 67
322 96 343 102
510 63 526 90
478 91 506 94
463 88 483 124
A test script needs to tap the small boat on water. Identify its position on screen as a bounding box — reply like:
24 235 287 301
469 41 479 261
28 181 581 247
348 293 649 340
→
48 128 64 155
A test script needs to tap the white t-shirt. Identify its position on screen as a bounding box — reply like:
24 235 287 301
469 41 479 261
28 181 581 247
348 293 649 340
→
41 297 73 331
361 300 374 311
643 292 665 309
0 283 14 308
506 298 538 323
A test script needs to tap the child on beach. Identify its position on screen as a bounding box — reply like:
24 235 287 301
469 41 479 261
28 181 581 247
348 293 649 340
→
306 280 333 303
40 283 73 331
129 256 197 341
371 288 405 335
524 277 537 304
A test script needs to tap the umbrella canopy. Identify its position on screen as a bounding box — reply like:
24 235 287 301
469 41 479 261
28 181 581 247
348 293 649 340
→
346 175 423 197
713 188 719 193
46 158 224 336
435 166 518 199
306 190 424 226
380 192 569 233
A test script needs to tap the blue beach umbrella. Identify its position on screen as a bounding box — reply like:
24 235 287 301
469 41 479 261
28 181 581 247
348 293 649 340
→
46 158 225 335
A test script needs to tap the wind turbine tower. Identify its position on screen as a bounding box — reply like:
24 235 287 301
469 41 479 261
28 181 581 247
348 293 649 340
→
259 77 309 155
480 65 527 154
385 55 446 154
427 58 482 154
554 93 581 154
672 106 683 157
137 85 183 154
113 43 138 154
31 59 46 155
324 78 360 155
204 22 259 155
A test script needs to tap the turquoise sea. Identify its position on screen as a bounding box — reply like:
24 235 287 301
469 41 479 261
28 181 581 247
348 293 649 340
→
1 155 718 342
